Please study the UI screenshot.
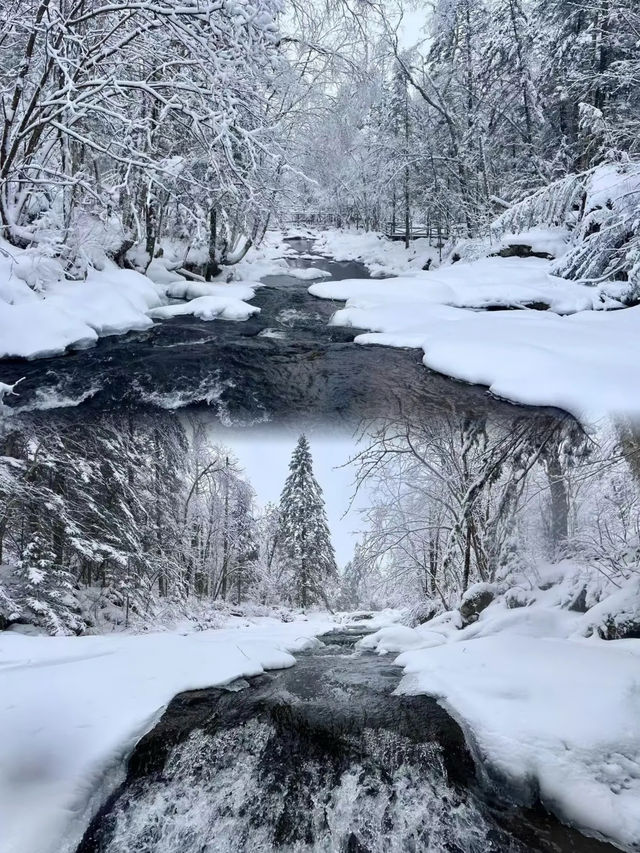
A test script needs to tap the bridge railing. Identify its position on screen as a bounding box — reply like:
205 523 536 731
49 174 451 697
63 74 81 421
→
278 213 466 244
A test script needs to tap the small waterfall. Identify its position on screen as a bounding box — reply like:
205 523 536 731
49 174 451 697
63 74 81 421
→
78 717 521 853
77 636 616 853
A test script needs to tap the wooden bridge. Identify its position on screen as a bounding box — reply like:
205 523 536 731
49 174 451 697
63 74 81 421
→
386 225 444 243
279 212 463 245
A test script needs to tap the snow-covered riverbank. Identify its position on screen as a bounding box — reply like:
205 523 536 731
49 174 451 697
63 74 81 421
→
359 569 640 852
0 233 303 362
309 239 640 423
0 614 339 853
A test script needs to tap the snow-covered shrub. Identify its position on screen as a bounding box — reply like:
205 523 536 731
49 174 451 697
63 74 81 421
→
440 235 492 266
491 162 640 297
404 599 442 627
577 577 640 640
0 580 21 630
10 247 66 292
279 610 296 623
504 587 535 609
10 536 86 636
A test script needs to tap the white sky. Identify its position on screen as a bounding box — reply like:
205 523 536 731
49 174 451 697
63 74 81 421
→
210 425 369 566
398 7 428 49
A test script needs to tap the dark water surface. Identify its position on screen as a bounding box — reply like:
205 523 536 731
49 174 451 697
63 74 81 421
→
1 239 560 425
77 630 616 853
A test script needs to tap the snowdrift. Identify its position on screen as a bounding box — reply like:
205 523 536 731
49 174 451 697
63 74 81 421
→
0 616 336 853
357 565 640 851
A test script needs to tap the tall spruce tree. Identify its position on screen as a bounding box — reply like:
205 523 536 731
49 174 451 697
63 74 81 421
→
338 541 369 610
277 435 337 608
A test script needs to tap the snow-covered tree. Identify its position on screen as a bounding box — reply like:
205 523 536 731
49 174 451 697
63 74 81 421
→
0 412 263 633
277 435 337 608
0 0 284 274
353 412 578 608
337 541 372 610
13 533 83 635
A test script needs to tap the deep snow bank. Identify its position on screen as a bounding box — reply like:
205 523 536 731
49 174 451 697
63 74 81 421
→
309 255 640 422
358 572 640 851
395 636 640 850
0 258 161 359
0 228 324 364
0 616 335 853
0 239 275 362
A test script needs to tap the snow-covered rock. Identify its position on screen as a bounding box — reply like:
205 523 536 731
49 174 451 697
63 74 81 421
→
459 582 497 625
283 266 332 280
312 229 438 277
495 227 570 259
148 294 260 322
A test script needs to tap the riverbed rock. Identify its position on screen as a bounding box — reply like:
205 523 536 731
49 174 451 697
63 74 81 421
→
493 243 554 260
459 582 497 625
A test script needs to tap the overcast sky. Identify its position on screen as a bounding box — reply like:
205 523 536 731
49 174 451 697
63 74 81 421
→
399 7 428 49
208 424 369 566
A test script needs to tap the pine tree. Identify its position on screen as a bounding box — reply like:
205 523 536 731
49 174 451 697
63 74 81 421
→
277 435 337 609
229 481 258 604
14 533 84 635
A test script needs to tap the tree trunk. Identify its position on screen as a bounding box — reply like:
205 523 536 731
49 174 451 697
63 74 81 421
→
544 447 569 554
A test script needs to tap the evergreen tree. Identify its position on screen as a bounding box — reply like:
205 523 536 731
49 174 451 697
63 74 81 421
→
229 481 258 604
277 435 337 608
338 542 369 610
14 533 83 636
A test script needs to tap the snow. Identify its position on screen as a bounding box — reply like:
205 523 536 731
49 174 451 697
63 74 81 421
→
144 258 187 286
148 294 260 322
357 624 437 654
0 262 160 359
397 637 640 851
336 608 404 632
163 281 259 302
309 255 640 423
576 576 640 640
230 230 300 280
498 227 570 258
460 581 496 604
0 379 23 410
148 281 261 321
0 615 336 853
357 572 640 851
0 240 264 361
311 229 437 277
282 266 332 280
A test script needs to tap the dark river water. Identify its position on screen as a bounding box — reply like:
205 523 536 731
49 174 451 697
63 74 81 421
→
77 629 615 853
1 239 559 426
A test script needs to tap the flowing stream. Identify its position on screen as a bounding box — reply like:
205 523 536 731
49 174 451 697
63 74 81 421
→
1 239 558 424
77 629 616 853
